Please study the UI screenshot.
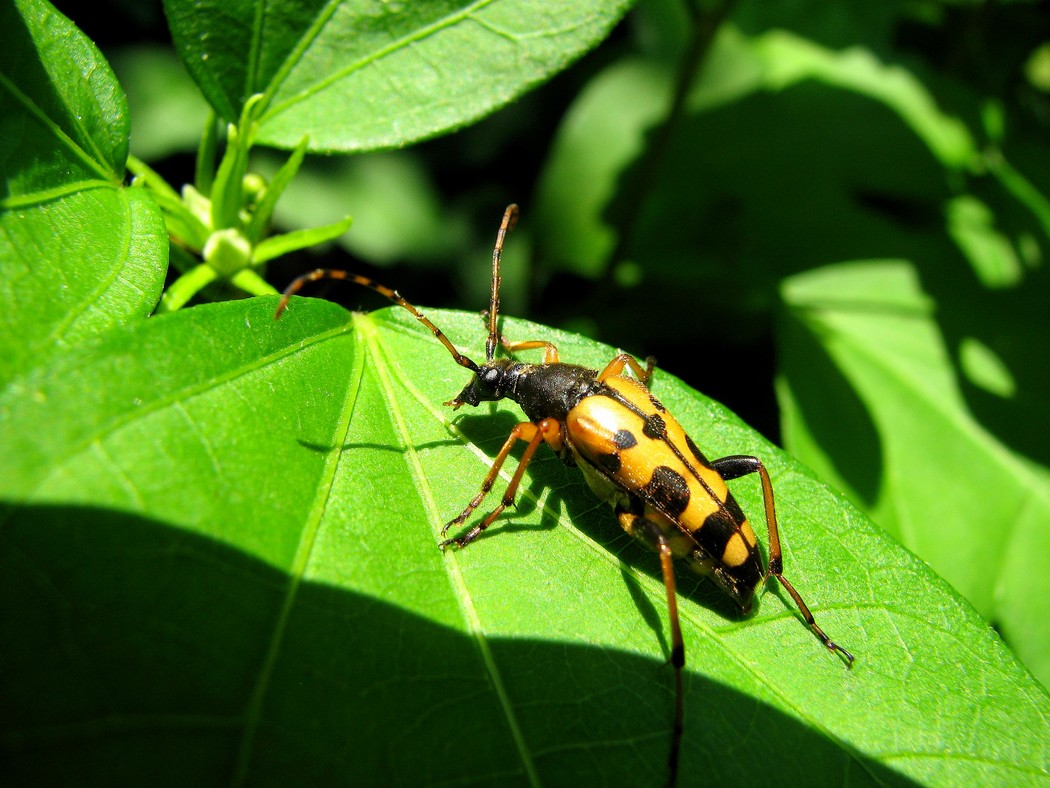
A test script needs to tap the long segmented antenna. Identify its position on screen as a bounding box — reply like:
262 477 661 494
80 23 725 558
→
274 269 480 374
486 204 519 362
274 205 523 373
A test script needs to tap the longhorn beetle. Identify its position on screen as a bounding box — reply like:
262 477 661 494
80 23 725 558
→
275 204 854 786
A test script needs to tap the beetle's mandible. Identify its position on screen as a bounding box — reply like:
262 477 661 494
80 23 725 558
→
275 204 854 786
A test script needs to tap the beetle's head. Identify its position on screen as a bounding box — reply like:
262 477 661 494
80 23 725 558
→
446 358 516 409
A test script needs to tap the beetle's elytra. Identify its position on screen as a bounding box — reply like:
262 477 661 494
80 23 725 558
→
275 204 854 786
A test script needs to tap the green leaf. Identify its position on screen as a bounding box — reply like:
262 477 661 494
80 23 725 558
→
245 134 309 243
778 259 1050 691
945 195 1023 288
209 96 262 230
535 57 673 276
0 0 127 194
0 0 167 383
252 215 354 265
162 0 636 152
128 155 212 248
229 268 279 297
156 261 220 313
2 296 1048 784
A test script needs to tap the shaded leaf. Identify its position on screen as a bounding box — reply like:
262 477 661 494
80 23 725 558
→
749 30 976 169
534 57 672 276
2 296 1048 784
536 24 970 282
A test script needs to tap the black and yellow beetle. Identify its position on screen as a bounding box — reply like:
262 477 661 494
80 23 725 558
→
275 204 854 785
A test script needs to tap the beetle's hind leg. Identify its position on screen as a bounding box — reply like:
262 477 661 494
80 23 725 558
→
439 418 562 549
711 455 855 667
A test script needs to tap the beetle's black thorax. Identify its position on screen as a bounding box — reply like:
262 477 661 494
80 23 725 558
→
510 362 601 422
454 359 601 421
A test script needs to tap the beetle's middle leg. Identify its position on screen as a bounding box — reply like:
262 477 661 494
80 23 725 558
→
598 353 657 384
711 455 855 667
500 338 560 365
439 417 562 549
617 508 685 786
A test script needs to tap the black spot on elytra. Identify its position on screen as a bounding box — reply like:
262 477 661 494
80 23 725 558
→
598 452 621 474
642 413 666 440
698 507 736 556
613 429 637 450
695 491 750 563
724 491 745 524
641 465 690 517
684 434 712 468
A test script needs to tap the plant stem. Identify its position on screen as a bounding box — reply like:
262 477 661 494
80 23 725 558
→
600 0 735 280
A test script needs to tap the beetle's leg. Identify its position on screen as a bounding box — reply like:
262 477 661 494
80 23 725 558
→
440 418 561 549
617 509 684 787
598 353 657 385
500 338 560 365
712 455 855 667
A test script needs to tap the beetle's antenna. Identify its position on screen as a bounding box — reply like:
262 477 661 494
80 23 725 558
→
275 269 480 373
486 204 519 362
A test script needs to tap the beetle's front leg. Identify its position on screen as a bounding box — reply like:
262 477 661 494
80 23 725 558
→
440 418 562 549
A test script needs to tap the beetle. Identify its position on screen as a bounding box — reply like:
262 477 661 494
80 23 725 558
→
275 204 854 785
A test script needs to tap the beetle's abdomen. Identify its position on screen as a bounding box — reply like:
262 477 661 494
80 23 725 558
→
566 376 763 608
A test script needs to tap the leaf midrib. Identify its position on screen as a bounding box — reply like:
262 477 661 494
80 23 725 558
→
230 313 369 786
0 69 115 185
362 311 542 787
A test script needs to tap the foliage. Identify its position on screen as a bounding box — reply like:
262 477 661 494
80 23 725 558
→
2 0 1049 785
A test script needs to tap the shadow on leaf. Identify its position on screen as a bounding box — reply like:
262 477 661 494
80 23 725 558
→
0 504 914 786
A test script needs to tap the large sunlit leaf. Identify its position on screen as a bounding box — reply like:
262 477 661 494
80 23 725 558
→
0 0 166 383
778 259 1050 691
2 296 1048 784
162 0 635 152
